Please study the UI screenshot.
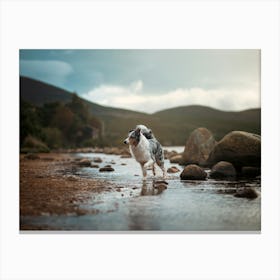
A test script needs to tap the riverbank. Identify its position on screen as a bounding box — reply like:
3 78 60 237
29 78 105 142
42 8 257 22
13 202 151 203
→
20 153 117 229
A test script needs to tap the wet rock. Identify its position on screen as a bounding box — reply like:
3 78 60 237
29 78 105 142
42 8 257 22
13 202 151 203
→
90 164 99 168
104 164 112 168
91 147 102 153
75 148 95 153
234 187 258 199
78 159 92 167
180 164 207 180
217 188 237 195
154 183 167 190
241 166 261 178
167 166 180 173
76 208 87 216
66 175 79 181
99 166 115 172
170 154 183 164
207 131 261 169
164 150 178 159
24 153 40 160
82 148 95 153
120 148 131 156
103 147 121 155
210 161 236 179
155 180 168 185
121 163 127 166
182 128 217 166
40 212 50 216
93 157 102 163
120 154 131 158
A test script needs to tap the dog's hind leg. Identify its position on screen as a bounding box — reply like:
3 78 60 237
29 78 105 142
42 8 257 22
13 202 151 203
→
157 161 166 179
143 159 154 169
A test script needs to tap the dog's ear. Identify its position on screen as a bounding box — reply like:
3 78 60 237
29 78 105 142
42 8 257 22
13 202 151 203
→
135 127 141 135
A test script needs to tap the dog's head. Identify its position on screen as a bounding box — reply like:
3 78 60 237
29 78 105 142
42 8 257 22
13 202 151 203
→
123 127 141 146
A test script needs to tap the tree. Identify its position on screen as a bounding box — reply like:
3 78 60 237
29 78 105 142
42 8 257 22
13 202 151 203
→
20 100 43 144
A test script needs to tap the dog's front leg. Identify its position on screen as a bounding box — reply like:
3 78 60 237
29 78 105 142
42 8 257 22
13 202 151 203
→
141 163 147 180
152 163 156 177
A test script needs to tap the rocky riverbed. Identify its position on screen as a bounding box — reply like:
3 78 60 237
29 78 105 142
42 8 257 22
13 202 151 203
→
20 148 261 231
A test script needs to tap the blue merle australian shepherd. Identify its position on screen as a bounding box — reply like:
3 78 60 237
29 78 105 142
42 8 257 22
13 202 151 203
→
124 125 166 180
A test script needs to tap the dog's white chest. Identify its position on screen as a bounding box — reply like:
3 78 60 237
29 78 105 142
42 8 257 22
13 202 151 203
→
129 137 151 164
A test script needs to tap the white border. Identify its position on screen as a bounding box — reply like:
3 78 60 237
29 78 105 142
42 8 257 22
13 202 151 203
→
1 1 280 280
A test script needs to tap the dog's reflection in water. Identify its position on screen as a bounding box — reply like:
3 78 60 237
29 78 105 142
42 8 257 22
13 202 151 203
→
140 179 168 196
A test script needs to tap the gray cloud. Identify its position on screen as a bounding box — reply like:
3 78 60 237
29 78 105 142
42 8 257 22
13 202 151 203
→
20 60 73 87
20 50 260 112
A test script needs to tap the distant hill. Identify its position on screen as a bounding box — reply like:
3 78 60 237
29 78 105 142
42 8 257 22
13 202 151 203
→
20 76 261 146
153 105 261 144
20 76 73 105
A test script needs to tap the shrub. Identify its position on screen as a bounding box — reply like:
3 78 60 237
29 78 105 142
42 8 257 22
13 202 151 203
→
21 135 50 153
42 127 63 149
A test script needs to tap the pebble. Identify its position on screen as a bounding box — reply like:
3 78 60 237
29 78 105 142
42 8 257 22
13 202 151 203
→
93 157 103 163
99 167 115 172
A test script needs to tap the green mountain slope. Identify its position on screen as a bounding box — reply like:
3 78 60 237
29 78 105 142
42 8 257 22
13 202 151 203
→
20 76 261 146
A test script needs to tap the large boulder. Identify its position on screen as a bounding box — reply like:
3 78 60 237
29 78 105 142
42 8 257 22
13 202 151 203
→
210 161 236 179
181 128 216 166
207 131 261 170
180 164 207 180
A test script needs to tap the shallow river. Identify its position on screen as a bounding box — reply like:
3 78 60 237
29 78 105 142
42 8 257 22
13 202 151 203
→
22 147 261 232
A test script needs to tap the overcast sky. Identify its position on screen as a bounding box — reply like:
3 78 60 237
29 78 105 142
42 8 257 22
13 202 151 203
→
20 49 260 113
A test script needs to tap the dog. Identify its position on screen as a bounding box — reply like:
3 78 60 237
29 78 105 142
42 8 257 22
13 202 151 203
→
124 125 166 180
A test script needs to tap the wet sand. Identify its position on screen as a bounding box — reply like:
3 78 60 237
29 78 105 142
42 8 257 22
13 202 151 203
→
20 153 114 229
